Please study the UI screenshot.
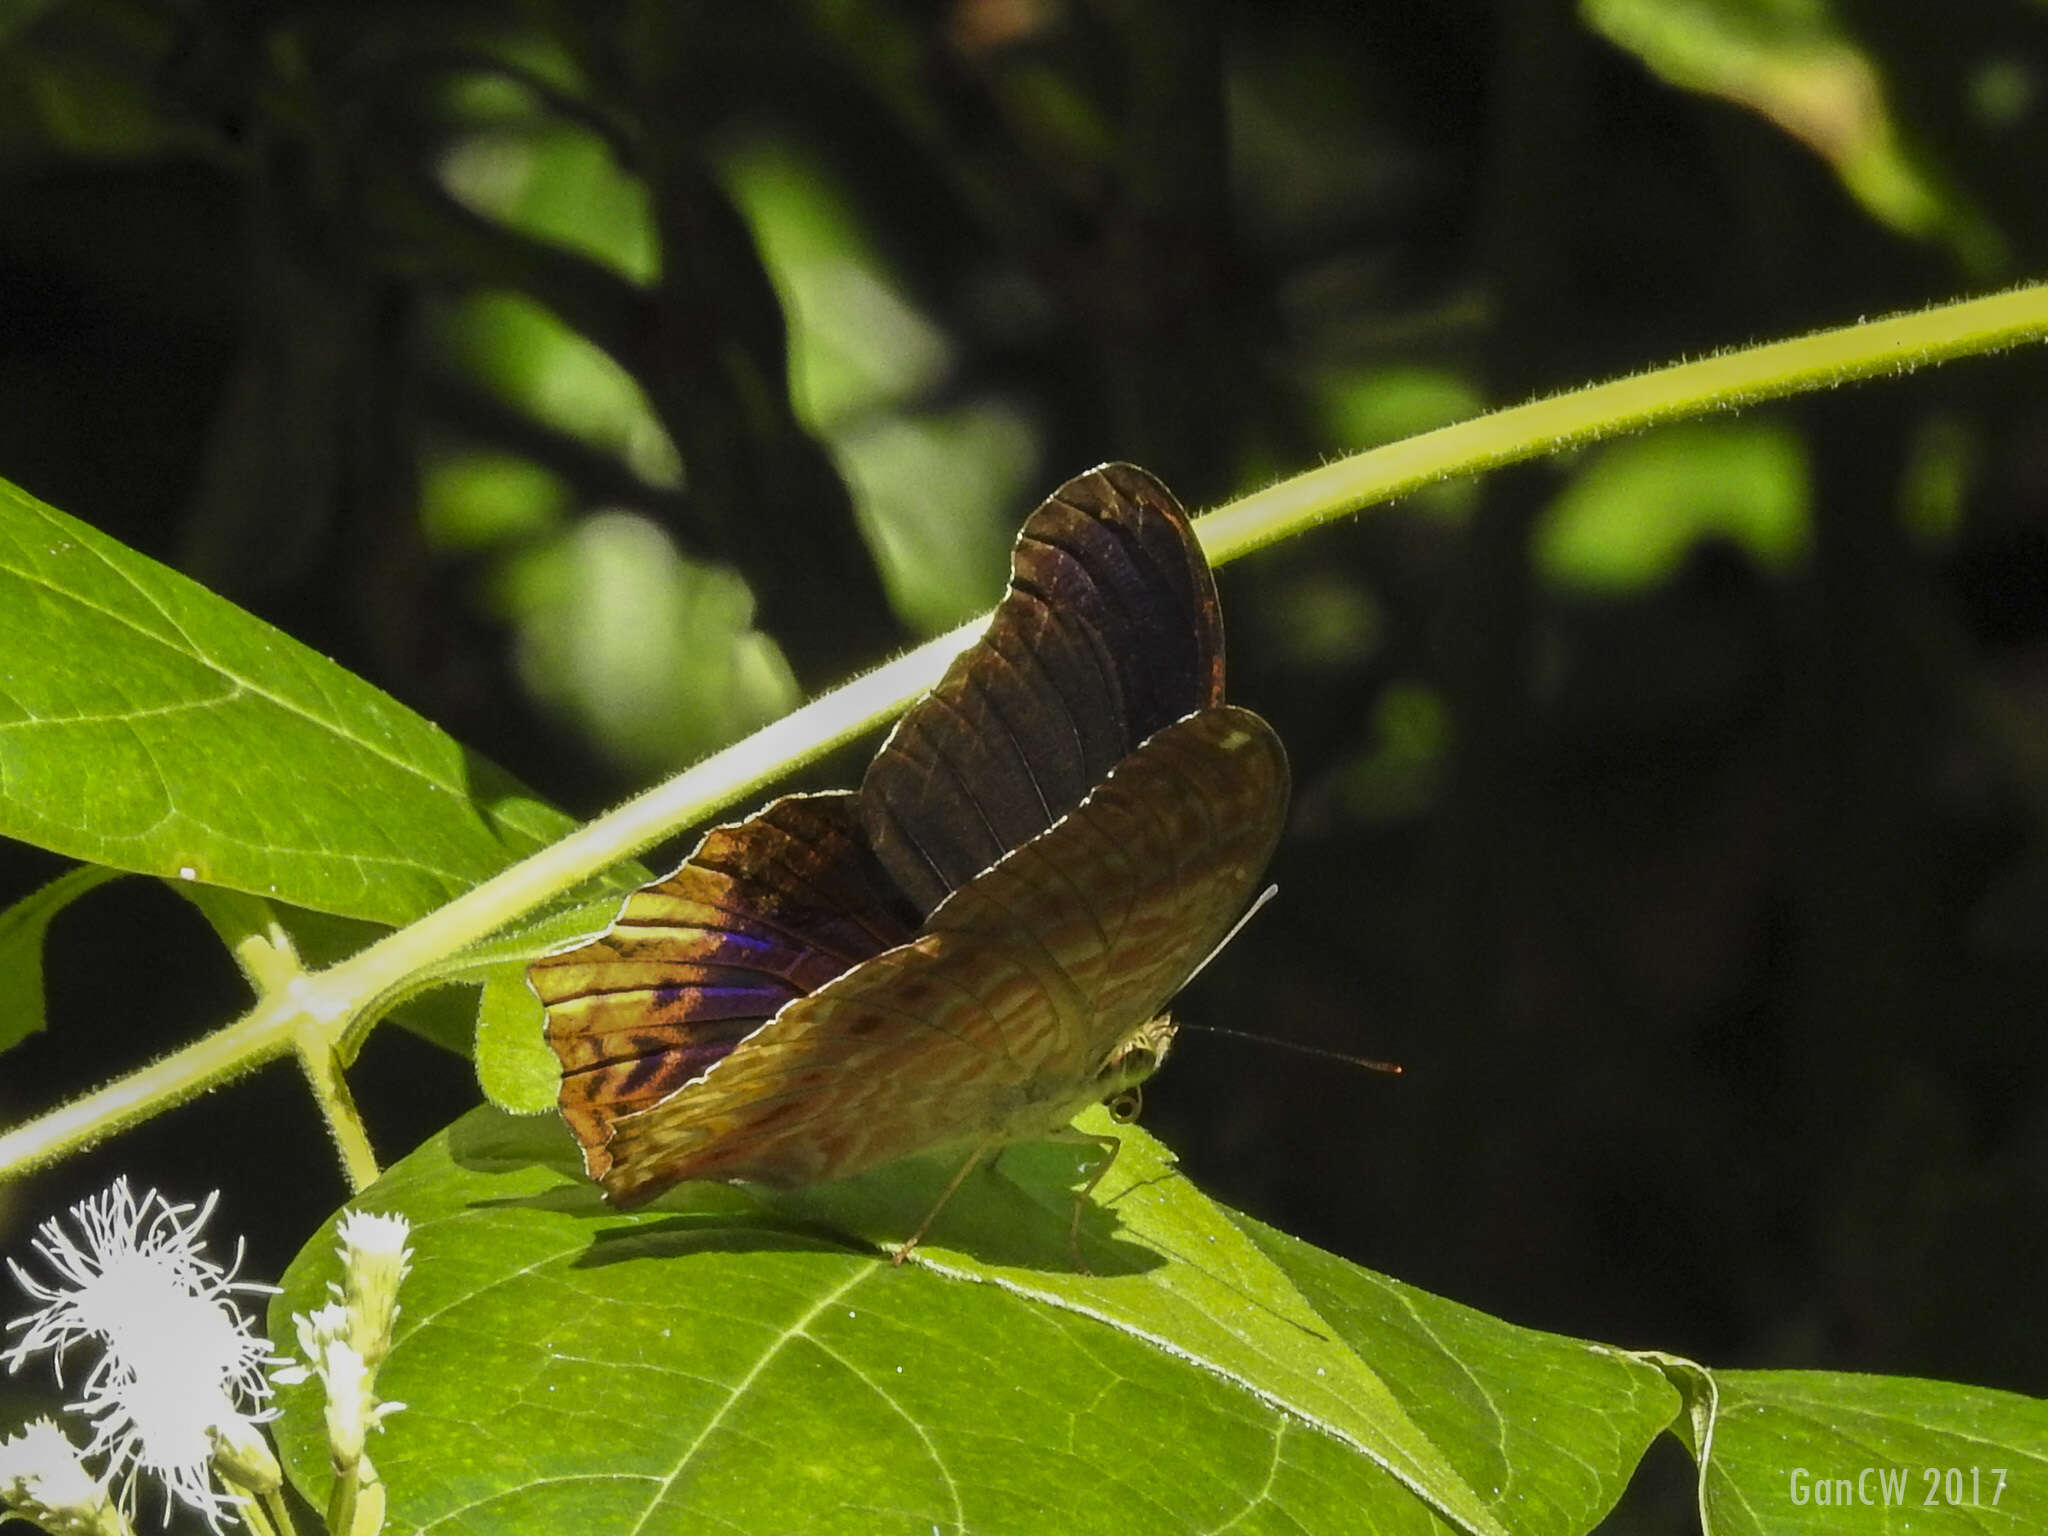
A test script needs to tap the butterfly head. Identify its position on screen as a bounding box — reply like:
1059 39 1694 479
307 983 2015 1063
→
1096 1014 1177 1123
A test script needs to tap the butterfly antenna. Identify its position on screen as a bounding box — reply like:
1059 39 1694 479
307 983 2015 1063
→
1180 885 1403 1073
1177 1021 1403 1075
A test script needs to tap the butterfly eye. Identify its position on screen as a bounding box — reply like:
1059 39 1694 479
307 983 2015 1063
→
1105 1086 1144 1123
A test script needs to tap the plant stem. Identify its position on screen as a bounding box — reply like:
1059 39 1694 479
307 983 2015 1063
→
2 280 2045 1184
294 1030 381 1193
0 998 300 1176
260 1486 303 1536
229 1479 282 1536
1199 281 2048 562
326 1468 359 1536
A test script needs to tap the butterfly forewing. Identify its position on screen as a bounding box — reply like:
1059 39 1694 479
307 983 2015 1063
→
596 706 1287 1201
533 793 917 1181
860 463 1226 916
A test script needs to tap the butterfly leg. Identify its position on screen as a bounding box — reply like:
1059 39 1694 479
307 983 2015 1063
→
892 1135 1000 1266
1045 1128 1124 1273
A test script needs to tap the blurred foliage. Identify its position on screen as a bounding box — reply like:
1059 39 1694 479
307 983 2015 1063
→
1583 0 2007 274
2 7 2047 1524
1539 421 1811 588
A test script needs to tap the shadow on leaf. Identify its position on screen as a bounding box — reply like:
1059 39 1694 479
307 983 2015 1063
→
444 1103 1167 1274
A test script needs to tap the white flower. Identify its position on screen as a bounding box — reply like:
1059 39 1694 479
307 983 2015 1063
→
332 1211 411 1370
0 1417 133 1536
280 1310 378 1463
275 1214 411 1470
3 1179 277 1532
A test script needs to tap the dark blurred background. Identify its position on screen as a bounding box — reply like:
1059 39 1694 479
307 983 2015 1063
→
2 1 2044 1525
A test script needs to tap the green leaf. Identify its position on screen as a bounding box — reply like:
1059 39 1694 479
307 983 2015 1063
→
0 864 124 1051
461 880 647 1099
474 966 556 1112
272 1106 1677 1536
772 1118 1515 1536
0 476 573 927
1655 1360 2048 1535
1231 1216 1678 1535
441 883 644 979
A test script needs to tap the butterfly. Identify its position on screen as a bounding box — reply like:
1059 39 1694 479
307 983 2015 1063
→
529 463 1288 1261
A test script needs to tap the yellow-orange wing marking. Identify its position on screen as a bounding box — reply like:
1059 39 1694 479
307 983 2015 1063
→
533 794 917 1185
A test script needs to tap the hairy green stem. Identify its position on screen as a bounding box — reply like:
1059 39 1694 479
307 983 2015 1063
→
1200 282 2048 562
325 1468 358 1536
259 1486 302 1536
294 1031 381 1193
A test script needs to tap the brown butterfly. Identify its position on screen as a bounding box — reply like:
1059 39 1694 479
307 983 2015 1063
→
529 463 1288 1261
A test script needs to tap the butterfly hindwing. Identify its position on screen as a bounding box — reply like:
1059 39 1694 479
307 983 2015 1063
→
533 792 918 1183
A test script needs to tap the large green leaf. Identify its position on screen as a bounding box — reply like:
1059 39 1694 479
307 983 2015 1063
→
1657 1359 2048 1535
1231 1217 1678 1531
272 1106 1675 1536
0 476 570 926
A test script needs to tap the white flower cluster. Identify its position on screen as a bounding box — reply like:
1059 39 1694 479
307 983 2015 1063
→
273 1210 411 1536
276 1218 408 1465
3 1182 416 1536
2 1179 279 1532
0 1416 132 1536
